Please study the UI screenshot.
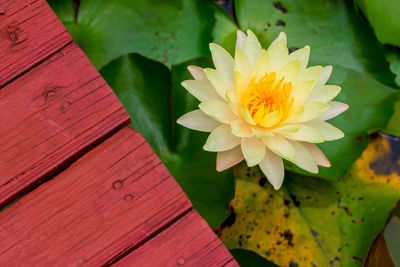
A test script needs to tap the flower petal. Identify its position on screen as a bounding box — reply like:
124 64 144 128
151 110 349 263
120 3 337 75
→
216 146 244 172
236 30 246 50
241 137 266 167
234 48 251 80
305 120 344 141
317 65 333 87
204 124 241 152
244 29 262 68
271 124 300 134
292 101 330 123
252 49 270 81
231 119 254 137
297 66 322 84
252 126 275 138
277 60 300 84
285 106 304 122
288 141 318 173
317 101 349 121
199 100 238 124
181 80 222 102
308 85 341 103
204 68 234 100
268 32 288 71
177 109 221 132
262 110 282 128
241 107 257 125
279 124 324 143
187 65 208 81
291 80 317 107
226 90 241 116
288 46 310 71
234 71 248 100
301 142 331 167
259 148 284 190
262 135 296 161
209 43 234 81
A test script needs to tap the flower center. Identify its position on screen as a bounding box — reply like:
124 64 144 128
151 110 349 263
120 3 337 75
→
243 72 293 128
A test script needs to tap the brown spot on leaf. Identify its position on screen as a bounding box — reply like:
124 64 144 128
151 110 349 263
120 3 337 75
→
276 20 286 27
355 135 366 141
281 230 294 247
273 2 288 13
220 207 236 229
351 256 363 262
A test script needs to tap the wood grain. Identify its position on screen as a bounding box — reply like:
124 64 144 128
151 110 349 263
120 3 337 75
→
0 1 237 266
0 127 192 266
0 44 130 208
112 209 237 267
0 0 72 87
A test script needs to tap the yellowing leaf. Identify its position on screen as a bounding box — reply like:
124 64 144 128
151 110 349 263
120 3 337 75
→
217 135 400 266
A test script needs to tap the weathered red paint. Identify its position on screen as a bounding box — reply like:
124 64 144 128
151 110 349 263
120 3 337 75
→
0 44 130 207
0 0 71 87
0 0 237 265
113 210 238 267
0 128 192 265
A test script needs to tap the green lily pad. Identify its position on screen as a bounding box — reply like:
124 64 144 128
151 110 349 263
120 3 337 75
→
384 96 400 137
211 4 238 56
217 135 400 266
100 54 234 227
385 47 400 87
355 0 400 47
49 0 215 69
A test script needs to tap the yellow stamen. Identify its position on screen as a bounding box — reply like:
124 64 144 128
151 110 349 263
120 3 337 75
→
243 72 293 128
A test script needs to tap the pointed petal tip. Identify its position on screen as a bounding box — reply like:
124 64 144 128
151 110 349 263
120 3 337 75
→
246 29 255 37
272 182 282 190
278 31 287 41
246 160 259 168
203 144 211 152
209 43 218 51
216 166 224 172
324 161 332 168
187 65 200 72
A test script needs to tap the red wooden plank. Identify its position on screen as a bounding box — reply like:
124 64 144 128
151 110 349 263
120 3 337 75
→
0 0 71 87
0 44 130 208
112 210 238 267
0 127 192 266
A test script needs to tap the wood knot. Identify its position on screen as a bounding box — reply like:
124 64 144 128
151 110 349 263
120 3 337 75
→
0 8 6 15
1 22 28 51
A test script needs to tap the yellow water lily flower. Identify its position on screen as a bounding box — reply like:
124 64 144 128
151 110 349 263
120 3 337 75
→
177 30 348 190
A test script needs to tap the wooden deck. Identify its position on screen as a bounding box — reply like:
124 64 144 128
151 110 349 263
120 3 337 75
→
0 0 237 266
